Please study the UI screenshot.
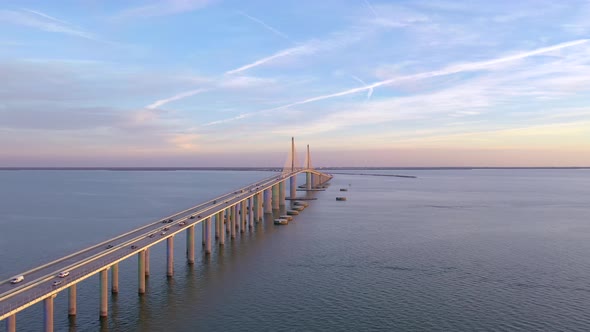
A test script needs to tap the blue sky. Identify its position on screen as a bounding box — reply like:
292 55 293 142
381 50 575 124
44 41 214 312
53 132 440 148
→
1 0 589 166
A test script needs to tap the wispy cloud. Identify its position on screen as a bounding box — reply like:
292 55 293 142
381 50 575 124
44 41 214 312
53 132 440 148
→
238 11 289 40
116 0 214 18
0 9 98 40
225 44 314 75
146 88 207 109
211 39 589 126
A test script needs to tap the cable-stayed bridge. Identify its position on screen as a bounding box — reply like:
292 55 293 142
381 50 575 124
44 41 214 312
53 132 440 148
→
0 138 332 332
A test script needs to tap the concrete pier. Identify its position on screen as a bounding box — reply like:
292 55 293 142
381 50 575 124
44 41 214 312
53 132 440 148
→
240 201 246 233
264 188 272 213
279 181 286 207
290 175 296 205
248 197 254 228
5 314 15 332
272 184 279 210
187 225 195 264
145 248 150 277
167 236 174 277
44 295 55 332
202 221 206 246
257 192 263 221
99 270 108 317
253 195 259 223
138 250 146 294
68 284 76 316
218 211 225 245
215 211 220 239
226 208 231 233
205 217 212 254
306 172 312 190
231 205 236 238
111 263 119 294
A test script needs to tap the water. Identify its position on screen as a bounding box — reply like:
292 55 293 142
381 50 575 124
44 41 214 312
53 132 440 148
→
1 169 590 331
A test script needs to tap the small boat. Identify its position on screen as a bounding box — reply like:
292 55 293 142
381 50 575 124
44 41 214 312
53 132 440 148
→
274 218 289 225
286 210 299 215
280 215 293 221
293 206 305 211
336 197 347 201
339 188 348 192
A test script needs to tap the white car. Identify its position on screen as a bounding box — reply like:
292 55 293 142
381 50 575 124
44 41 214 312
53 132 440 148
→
52 280 62 287
58 271 70 278
10 276 24 284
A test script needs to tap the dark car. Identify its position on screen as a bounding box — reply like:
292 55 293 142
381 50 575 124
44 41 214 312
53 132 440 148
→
189 215 195 219
163 227 170 231
131 245 138 249
167 218 174 223
197 215 201 219
148 233 155 238
106 244 113 249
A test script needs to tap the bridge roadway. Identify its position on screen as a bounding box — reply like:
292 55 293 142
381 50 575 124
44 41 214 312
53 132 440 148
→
0 169 327 321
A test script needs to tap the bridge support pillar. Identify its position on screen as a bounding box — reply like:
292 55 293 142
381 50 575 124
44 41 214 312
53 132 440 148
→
279 181 286 207
306 172 312 190
215 211 220 239
226 208 231 233
290 175 297 206
167 236 174 277
44 295 55 332
6 314 16 332
231 205 236 239
99 269 108 318
248 197 254 228
272 184 279 210
145 248 150 277
111 263 119 294
258 192 263 221
240 200 246 232
218 211 225 245
205 217 212 254
68 284 77 316
138 250 146 294
202 221 206 246
253 195 259 223
264 188 272 213
187 225 195 264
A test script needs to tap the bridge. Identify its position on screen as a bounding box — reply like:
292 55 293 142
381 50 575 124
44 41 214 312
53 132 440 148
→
0 138 333 332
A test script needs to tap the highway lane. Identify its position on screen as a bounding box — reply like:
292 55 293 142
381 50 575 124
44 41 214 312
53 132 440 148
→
0 171 318 319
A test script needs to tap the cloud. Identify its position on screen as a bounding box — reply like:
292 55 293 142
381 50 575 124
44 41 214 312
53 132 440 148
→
225 45 315 75
238 11 289 40
116 0 214 18
146 88 207 109
0 9 98 40
219 75 277 89
225 22 391 75
211 38 589 126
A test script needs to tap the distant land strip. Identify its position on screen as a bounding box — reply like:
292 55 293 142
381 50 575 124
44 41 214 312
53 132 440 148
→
329 172 417 178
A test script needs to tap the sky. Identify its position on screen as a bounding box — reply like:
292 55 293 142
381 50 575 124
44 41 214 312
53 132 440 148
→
1 0 589 167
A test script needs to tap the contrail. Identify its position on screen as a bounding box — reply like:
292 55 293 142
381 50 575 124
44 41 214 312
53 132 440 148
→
225 45 312 75
363 0 379 19
146 88 207 109
351 75 374 100
21 8 73 26
207 38 589 126
238 11 290 40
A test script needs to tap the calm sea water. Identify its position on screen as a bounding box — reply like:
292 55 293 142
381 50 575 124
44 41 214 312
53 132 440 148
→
1 169 590 331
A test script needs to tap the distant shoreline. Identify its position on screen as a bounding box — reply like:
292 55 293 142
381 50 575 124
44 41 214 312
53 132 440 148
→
0 167 588 171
